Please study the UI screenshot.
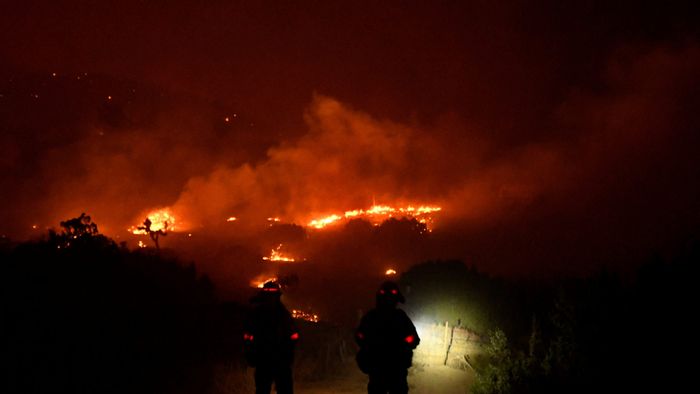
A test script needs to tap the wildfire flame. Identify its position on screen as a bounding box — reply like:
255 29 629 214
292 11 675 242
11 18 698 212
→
291 309 319 323
262 244 297 262
131 203 439 237
130 208 176 234
251 276 279 288
308 204 442 230
308 214 342 229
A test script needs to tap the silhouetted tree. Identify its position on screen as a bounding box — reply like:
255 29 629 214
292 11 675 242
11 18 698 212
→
48 212 113 250
137 217 168 249
60 212 98 236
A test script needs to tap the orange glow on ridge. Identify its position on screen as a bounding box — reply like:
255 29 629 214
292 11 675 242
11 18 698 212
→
251 276 279 288
308 204 442 229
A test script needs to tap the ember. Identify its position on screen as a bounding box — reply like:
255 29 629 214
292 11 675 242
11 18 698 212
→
291 309 319 323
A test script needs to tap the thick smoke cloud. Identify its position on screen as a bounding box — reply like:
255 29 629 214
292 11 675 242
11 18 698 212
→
1 1 699 283
164 91 571 233
135 44 700 280
172 95 443 229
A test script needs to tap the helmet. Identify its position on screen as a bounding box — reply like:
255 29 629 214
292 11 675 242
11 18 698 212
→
250 280 282 303
261 281 282 294
376 281 405 304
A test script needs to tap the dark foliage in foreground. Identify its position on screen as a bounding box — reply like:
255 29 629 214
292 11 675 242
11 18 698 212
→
0 216 356 394
399 260 549 338
402 245 698 393
0 219 218 394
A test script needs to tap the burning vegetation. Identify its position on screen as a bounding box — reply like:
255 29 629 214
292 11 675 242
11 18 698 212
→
308 204 442 230
129 203 442 240
129 209 176 249
130 208 176 234
251 277 279 288
262 244 298 262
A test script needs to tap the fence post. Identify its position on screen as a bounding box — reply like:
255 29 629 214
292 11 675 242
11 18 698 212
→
443 321 449 365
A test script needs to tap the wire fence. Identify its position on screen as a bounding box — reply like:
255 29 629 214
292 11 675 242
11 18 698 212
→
413 322 484 370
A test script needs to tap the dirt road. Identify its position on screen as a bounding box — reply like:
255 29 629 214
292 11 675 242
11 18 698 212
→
297 361 475 394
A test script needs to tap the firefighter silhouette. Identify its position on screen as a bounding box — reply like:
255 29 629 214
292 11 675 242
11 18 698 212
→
356 281 420 394
244 281 299 394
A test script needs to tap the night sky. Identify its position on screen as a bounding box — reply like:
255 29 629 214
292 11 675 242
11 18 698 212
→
2 1 700 280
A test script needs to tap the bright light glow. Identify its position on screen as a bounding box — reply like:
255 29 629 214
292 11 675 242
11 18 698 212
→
226 216 237 222
130 208 175 234
308 214 342 229
385 269 397 276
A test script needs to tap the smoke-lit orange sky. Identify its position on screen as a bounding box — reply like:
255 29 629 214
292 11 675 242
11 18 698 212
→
2 1 700 278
